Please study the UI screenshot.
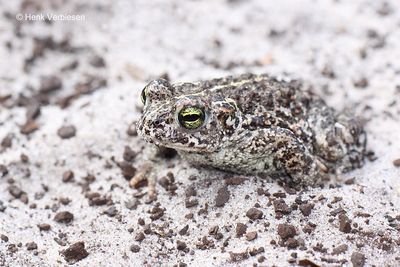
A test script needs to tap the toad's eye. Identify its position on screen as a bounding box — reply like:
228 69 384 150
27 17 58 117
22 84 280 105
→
178 106 205 129
140 86 148 104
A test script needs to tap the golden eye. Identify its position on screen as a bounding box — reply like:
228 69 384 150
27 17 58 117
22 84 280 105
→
140 86 148 104
178 106 205 129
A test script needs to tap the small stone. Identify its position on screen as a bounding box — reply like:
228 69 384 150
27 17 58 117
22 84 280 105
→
8 185 23 198
273 199 291 214
344 177 355 185
138 218 145 226
20 154 29 163
1 234 9 242
60 60 79 72
215 186 230 207
0 165 8 177
246 231 257 241
103 206 118 217
123 146 137 162
20 121 39 135
353 77 369 88
26 103 41 121
1 134 12 148
332 244 348 255
89 55 106 68
126 123 138 136
134 232 145 242
339 214 352 233
0 201 6 212
149 206 164 221
331 196 343 204
57 125 76 139
26 242 37 250
246 208 263 220
377 2 393 16
299 203 314 216
351 252 366 267
59 197 71 205
62 170 74 183
38 223 51 231
176 240 187 250
321 65 336 79
158 175 172 189
393 159 400 167
258 255 266 263
118 161 136 180
236 223 247 237
229 251 249 262
61 242 89 263
84 174 96 183
277 224 297 240
130 244 140 253
8 244 18 253
40 75 62 93
184 186 197 197
125 199 139 210
179 225 189 236
89 196 107 206
249 247 264 256
20 193 29 204
185 198 198 208
272 192 286 198
208 226 219 236
75 76 106 95
54 211 74 223
285 238 299 249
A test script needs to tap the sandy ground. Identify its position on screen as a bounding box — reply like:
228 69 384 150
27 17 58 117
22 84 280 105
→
1 0 400 266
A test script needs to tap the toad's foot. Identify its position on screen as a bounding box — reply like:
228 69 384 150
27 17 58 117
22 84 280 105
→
287 157 330 187
129 163 157 201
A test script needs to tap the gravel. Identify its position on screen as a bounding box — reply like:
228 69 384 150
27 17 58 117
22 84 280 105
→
0 0 399 266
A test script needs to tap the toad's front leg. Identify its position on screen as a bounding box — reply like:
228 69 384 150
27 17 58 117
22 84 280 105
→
129 163 157 200
129 146 177 201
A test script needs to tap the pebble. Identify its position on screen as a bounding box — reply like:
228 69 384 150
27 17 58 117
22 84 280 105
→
26 242 37 250
215 186 230 207
332 244 348 255
54 211 74 223
338 214 352 233
40 75 62 93
236 223 247 237
130 244 140 253
57 125 76 139
61 242 89 263
62 170 74 183
246 208 263 220
245 231 257 241
351 252 366 267
277 224 297 240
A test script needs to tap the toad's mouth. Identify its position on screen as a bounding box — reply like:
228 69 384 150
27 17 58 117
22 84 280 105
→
143 135 211 153
165 143 211 153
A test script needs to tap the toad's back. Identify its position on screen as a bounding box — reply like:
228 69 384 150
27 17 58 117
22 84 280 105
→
173 74 320 121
